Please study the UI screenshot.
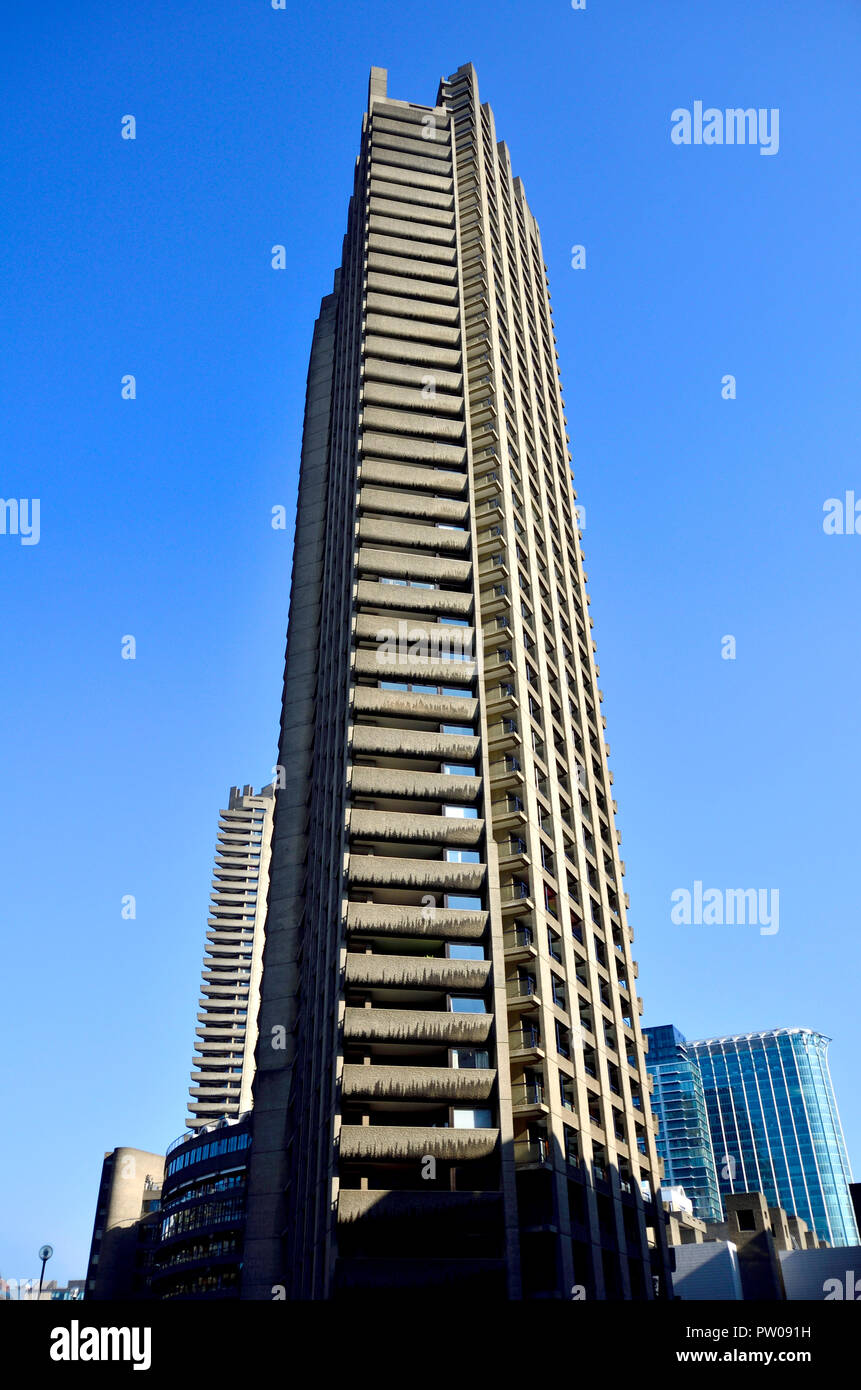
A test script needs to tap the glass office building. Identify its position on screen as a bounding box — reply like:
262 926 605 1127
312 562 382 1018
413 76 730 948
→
643 1025 722 1223
689 1029 857 1247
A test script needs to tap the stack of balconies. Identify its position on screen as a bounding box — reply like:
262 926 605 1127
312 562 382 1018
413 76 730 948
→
189 791 272 1130
334 95 508 1292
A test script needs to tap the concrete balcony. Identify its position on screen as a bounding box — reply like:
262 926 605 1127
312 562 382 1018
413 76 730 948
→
354 614 474 654
344 954 491 992
347 808 483 846
358 485 468 523
365 273 459 307
352 686 479 723
347 854 485 894
351 723 478 762
341 1064 495 1103
364 311 459 350
357 546 471 587
343 1007 492 1046
362 397 464 436
355 580 472 619
365 292 459 329
364 356 461 394
360 429 466 467
368 160 454 194
368 195 454 229
358 516 470 553
368 182 454 216
354 649 476 687
359 458 467 498
369 142 452 175
362 332 460 369
349 765 480 803
366 254 457 287
339 1126 498 1163
345 902 487 939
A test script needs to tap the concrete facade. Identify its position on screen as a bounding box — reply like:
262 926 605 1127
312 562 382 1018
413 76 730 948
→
188 784 275 1130
84 1148 164 1300
666 1190 826 1301
242 63 670 1300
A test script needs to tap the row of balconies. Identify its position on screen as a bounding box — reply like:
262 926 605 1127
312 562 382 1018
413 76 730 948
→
347 806 482 847
345 900 487 940
358 455 467 496
358 484 467 525
347 854 484 894
341 1063 495 1103
368 176 453 217
344 953 490 993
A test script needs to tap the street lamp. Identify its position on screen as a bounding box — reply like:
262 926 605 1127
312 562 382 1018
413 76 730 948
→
37 1245 53 1300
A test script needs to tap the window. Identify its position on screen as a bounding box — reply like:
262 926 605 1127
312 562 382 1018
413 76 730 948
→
445 849 481 864
448 944 485 960
445 894 483 910
449 997 487 1014
442 763 476 776
453 1108 493 1128
443 804 479 819
452 1047 490 1068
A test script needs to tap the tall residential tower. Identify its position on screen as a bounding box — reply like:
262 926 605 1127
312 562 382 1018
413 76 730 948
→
188 784 275 1130
243 64 669 1301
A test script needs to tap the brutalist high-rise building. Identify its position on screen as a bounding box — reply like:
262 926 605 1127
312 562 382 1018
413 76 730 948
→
243 64 669 1301
188 783 275 1130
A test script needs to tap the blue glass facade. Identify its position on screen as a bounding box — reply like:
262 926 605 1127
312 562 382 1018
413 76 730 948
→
643 1024 722 1223
690 1029 857 1247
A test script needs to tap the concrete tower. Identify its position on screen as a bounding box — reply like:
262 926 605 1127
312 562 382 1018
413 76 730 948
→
243 64 669 1301
188 784 275 1130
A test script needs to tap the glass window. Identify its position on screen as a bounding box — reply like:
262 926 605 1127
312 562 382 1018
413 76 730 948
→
449 996 487 1013
448 943 485 960
453 1108 493 1128
452 1047 490 1068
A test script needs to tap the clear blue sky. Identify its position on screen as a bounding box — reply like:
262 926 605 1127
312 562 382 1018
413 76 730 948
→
1 0 859 1283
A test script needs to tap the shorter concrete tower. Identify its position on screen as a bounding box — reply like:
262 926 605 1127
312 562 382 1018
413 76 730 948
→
188 784 275 1130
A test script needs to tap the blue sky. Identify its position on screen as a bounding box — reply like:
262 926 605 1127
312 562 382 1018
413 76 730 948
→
1 0 859 1283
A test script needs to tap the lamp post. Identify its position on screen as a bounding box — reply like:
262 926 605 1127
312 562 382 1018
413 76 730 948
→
37 1245 53 1300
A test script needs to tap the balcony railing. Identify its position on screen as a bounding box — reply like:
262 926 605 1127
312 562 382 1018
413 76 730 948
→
511 1079 545 1106
500 880 530 902
506 975 537 999
514 1138 549 1164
